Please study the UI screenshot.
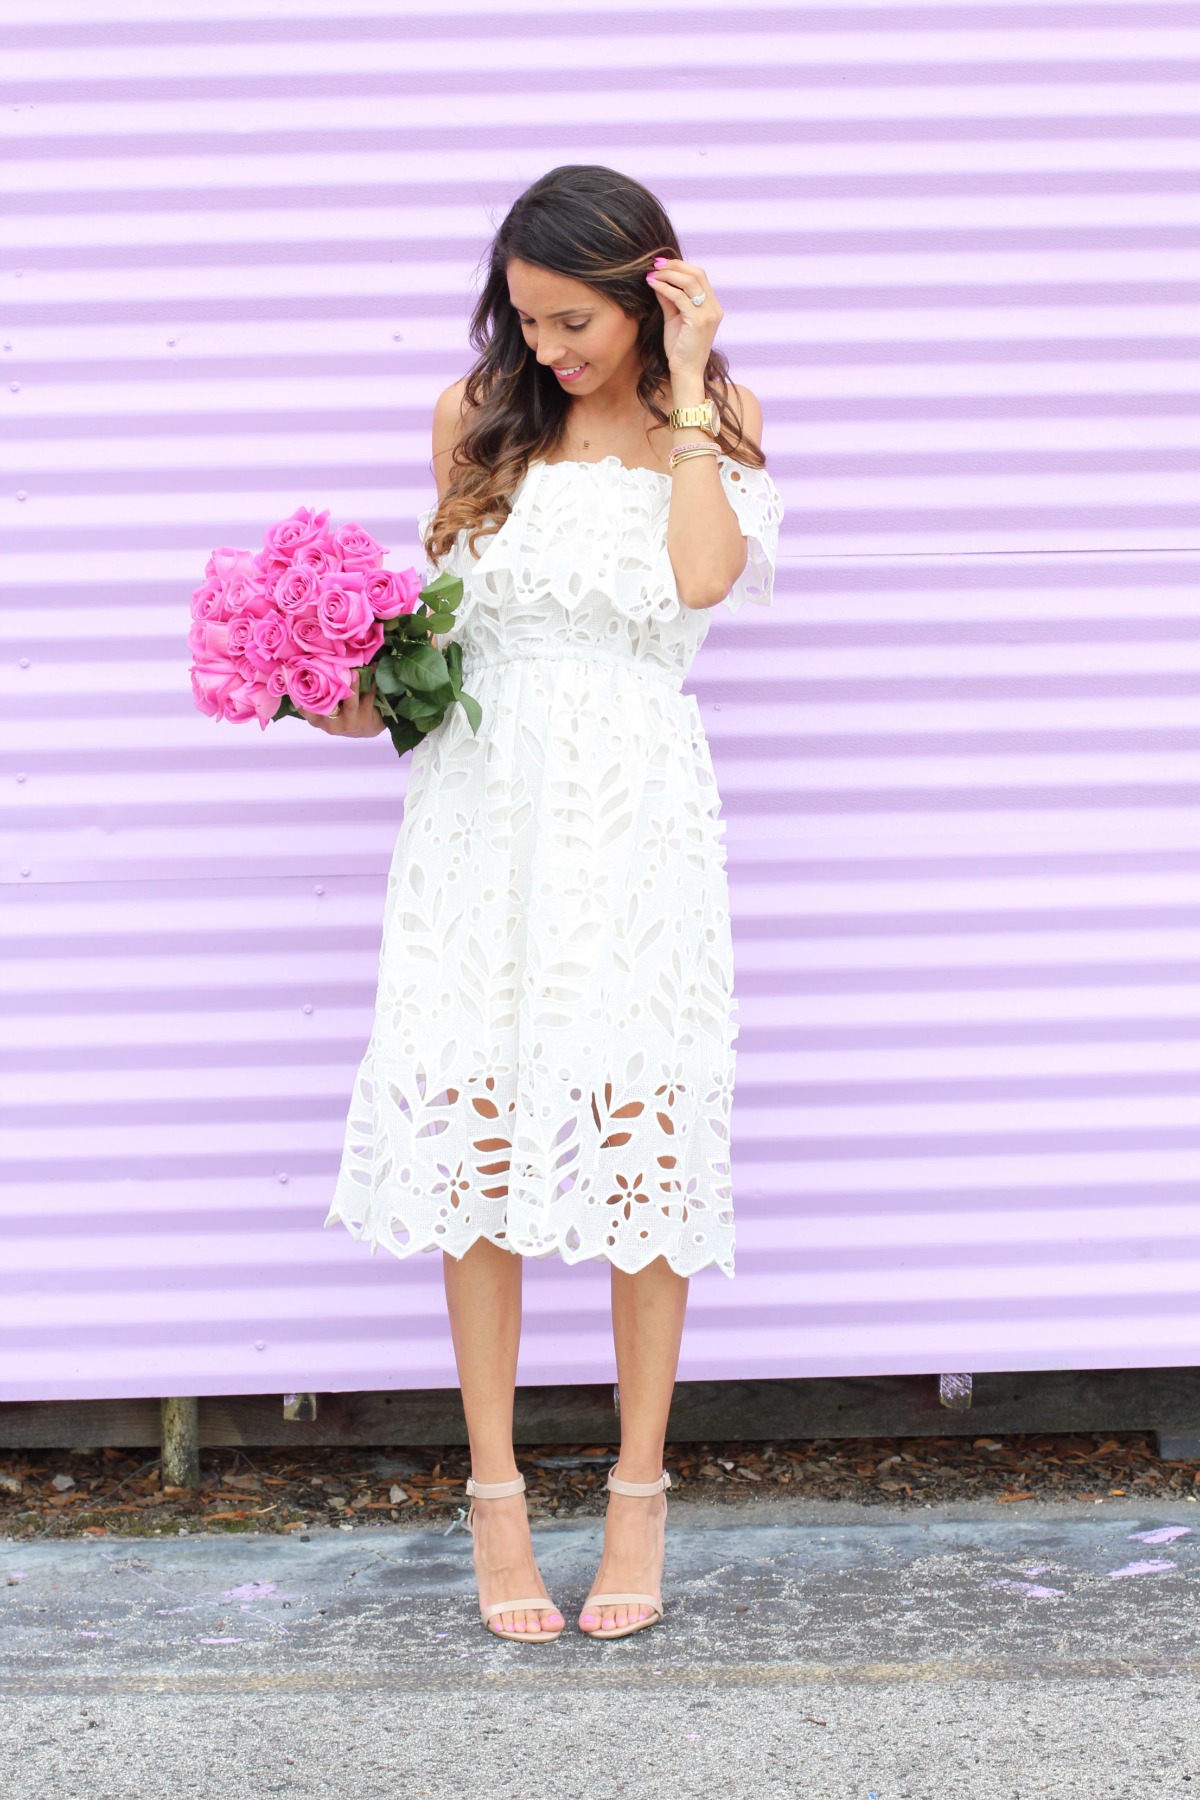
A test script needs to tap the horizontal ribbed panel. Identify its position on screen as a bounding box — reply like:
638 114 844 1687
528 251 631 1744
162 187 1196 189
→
3 0 1198 1400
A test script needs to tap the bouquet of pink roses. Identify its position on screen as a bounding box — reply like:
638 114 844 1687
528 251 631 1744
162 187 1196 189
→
188 504 480 759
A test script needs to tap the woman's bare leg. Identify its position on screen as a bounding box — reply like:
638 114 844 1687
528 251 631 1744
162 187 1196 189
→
442 1237 563 1636
580 1254 689 1633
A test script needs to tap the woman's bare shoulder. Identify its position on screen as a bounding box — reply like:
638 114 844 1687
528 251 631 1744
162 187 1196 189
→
431 377 477 501
433 375 472 430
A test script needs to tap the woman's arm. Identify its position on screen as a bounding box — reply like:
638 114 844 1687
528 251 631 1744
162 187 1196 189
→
645 255 759 611
667 378 762 611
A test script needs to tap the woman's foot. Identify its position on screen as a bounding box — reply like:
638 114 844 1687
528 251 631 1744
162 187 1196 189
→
579 1469 668 1635
469 1488 564 1638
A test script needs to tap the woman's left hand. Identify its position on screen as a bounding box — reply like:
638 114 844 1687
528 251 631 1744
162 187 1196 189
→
646 257 724 379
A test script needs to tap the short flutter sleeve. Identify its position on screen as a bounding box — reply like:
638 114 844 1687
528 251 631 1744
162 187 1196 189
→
717 459 785 615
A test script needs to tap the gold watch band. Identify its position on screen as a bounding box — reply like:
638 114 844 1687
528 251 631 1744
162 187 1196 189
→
669 401 718 437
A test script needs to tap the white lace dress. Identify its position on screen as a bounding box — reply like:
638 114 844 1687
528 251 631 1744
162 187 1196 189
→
323 452 784 1278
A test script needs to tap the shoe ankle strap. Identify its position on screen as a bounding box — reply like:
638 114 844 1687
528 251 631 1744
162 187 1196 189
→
465 1473 527 1499
606 1469 671 1497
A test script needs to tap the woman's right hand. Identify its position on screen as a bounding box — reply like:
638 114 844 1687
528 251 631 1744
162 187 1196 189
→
296 684 387 738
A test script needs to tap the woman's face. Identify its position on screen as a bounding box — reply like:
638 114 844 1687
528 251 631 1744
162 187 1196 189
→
507 258 643 396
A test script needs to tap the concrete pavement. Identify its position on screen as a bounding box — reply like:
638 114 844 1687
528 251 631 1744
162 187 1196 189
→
2 1496 1197 1797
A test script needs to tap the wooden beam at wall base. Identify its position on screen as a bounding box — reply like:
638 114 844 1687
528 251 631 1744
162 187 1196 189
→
0 1368 1198 1450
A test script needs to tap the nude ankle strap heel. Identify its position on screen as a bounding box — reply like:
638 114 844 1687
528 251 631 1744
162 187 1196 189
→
579 1469 671 1640
606 1470 672 1498
465 1474 527 1500
463 1472 563 1644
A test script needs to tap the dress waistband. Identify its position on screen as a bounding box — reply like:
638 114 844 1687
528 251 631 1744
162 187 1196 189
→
463 646 685 693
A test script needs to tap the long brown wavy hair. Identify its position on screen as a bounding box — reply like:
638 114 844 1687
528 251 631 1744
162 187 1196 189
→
423 163 767 565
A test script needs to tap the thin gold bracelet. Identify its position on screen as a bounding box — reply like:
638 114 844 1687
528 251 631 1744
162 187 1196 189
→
668 442 720 471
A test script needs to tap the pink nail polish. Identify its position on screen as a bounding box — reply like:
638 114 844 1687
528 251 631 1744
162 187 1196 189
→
653 257 667 266
645 273 656 282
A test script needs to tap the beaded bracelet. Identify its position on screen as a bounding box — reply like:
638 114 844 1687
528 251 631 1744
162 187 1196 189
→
668 441 720 471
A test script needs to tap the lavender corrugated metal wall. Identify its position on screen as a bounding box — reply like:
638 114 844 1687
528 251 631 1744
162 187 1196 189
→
4 1 1199 1402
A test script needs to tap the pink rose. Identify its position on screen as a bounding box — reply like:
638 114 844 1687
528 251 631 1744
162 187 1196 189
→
225 613 263 662
251 668 289 729
259 506 332 568
205 545 256 585
282 655 356 716
290 611 345 657
364 565 423 618
191 657 260 722
188 618 231 661
224 569 269 619
223 664 291 732
287 542 342 578
355 616 385 661
269 563 322 615
332 522 387 571
219 675 268 726
190 662 224 717
243 610 295 673
190 577 226 622
316 572 380 653
204 547 266 615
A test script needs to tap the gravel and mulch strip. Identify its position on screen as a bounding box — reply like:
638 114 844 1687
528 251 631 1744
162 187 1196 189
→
1 1432 1198 1540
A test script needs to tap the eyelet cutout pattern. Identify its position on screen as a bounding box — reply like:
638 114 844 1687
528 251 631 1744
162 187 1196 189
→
323 456 783 1278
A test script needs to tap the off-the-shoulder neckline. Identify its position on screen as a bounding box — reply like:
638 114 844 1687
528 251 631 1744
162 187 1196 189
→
530 454 670 479
531 452 758 482
415 453 769 527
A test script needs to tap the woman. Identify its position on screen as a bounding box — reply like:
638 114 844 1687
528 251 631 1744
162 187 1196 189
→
303 166 783 1643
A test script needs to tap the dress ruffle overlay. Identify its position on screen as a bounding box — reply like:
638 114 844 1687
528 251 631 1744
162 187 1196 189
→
323 453 785 1278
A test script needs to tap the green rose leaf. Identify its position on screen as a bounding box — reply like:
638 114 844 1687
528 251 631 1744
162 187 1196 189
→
391 642 452 693
457 690 483 734
371 656 406 696
419 571 463 605
386 716 425 756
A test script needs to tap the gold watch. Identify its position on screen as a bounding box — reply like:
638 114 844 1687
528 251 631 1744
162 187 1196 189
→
669 397 721 439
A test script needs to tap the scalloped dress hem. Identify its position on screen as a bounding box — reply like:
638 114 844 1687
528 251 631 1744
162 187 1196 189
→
321 1206 736 1281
